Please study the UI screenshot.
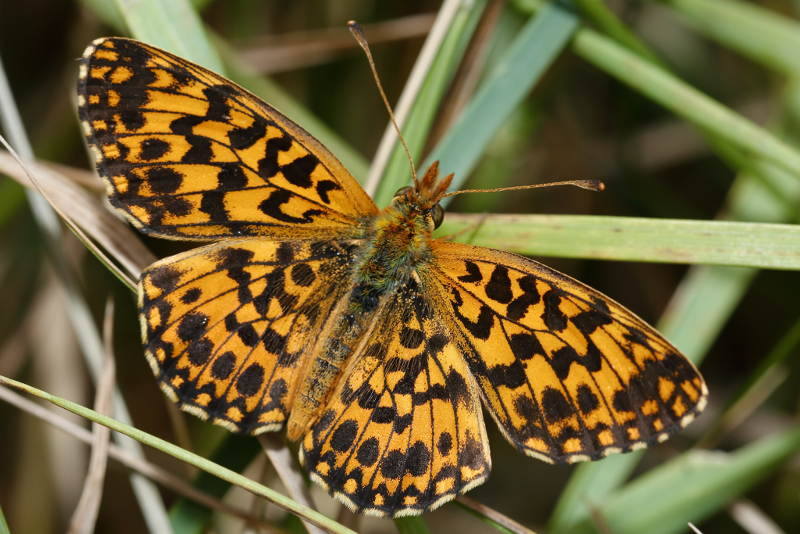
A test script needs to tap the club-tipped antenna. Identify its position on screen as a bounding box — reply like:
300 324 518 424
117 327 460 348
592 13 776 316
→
348 20 419 188
441 179 605 199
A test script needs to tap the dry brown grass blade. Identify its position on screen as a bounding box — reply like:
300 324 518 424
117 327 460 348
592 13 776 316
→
239 13 435 74
67 301 116 534
0 150 154 279
30 273 87 508
258 434 326 534
0 384 286 531
456 495 537 534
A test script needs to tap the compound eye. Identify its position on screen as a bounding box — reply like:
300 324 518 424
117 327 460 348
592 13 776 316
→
394 186 413 197
431 204 444 229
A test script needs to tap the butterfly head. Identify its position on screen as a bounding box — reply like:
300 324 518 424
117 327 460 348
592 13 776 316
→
391 161 451 230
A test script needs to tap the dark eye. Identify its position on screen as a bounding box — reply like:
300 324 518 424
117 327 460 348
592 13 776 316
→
431 204 444 229
394 186 413 197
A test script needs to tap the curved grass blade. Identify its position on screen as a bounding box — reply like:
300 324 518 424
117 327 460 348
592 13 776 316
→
0 376 356 534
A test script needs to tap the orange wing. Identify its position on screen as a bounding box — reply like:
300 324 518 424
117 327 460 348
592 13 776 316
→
300 277 490 516
139 237 360 434
78 37 376 240
425 241 707 464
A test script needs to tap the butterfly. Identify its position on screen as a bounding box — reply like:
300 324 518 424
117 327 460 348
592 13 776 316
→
77 37 707 517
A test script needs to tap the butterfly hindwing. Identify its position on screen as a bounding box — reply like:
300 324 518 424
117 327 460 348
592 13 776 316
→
426 241 707 463
139 238 361 433
78 37 376 240
300 278 490 516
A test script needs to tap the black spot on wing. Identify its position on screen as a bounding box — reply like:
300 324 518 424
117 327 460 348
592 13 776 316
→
573 310 613 335
507 274 540 321
457 261 482 283
139 138 169 160
147 167 182 194
508 333 544 361
281 154 317 188
315 179 341 204
357 437 380 466
236 363 264 396
542 289 567 331
451 288 494 340
258 134 292 179
577 384 600 414
258 189 324 224
211 352 235 379
485 266 512 303
331 420 358 452
187 338 212 365
550 344 603 381
228 118 266 150
177 312 208 342
180 288 201 304
399 327 424 349
542 387 575 423
217 164 248 190
200 190 228 221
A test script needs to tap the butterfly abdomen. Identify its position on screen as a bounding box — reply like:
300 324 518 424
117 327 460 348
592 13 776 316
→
285 277 391 441
286 204 434 440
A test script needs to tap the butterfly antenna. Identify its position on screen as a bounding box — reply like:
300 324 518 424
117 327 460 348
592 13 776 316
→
441 179 605 199
348 20 419 188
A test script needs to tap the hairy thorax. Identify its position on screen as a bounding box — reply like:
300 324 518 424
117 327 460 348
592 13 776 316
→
285 202 434 440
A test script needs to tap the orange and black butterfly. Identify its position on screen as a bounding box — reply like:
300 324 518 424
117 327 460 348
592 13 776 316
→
77 37 707 517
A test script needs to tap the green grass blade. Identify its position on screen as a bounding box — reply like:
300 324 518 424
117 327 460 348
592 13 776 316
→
112 0 223 72
443 215 800 269
373 0 486 206
572 0 662 65
0 375 355 534
570 28 800 179
0 505 9 534
567 428 800 534
394 517 432 534
517 1 800 181
657 0 800 75
427 3 579 194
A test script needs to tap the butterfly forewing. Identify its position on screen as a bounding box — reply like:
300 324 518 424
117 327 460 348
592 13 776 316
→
426 241 707 463
139 238 361 434
300 278 490 516
78 37 376 240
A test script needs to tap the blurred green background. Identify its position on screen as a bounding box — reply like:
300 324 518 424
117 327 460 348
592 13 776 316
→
1 1 799 533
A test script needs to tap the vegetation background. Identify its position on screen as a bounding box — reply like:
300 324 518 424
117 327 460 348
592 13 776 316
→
0 1 799 533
